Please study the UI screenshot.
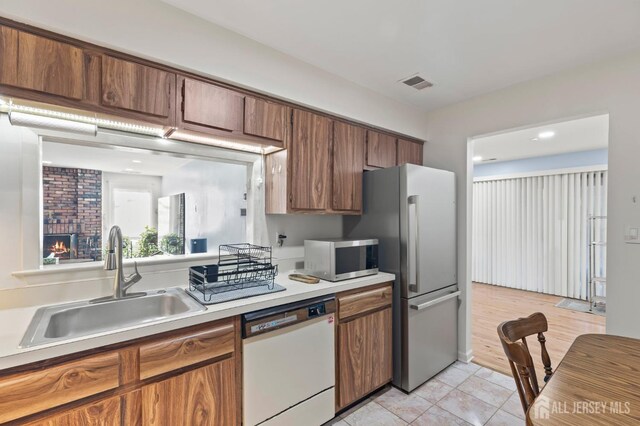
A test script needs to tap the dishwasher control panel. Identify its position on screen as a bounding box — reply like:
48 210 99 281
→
307 302 326 318
242 295 336 338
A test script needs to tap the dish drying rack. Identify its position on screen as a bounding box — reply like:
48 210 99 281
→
187 243 283 304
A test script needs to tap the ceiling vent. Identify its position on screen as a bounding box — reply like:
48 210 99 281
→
400 74 433 90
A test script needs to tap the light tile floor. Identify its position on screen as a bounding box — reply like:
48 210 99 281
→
326 361 525 426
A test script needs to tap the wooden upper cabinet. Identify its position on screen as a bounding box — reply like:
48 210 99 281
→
333 122 364 212
0 26 18 86
244 96 289 144
179 76 244 133
101 55 175 121
366 131 397 168
290 109 332 211
397 139 423 166
14 31 84 100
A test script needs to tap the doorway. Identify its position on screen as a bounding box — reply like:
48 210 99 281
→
469 114 608 375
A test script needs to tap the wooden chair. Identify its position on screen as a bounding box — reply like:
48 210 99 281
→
497 312 554 415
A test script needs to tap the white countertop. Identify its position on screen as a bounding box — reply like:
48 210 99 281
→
0 271 394 370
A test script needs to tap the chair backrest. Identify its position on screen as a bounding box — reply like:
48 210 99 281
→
497 312 553 415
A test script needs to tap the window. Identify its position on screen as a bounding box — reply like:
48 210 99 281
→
41 139 249 266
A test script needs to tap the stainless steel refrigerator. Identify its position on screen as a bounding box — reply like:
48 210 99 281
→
344 164 459 392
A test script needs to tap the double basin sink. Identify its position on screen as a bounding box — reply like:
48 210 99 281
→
20 288 205 348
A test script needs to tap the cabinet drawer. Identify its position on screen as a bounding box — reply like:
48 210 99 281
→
24 396 121 426
338 283 392 321
0 352 120 424
139 320 235 380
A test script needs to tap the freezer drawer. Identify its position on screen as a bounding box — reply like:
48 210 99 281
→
400 285 459 391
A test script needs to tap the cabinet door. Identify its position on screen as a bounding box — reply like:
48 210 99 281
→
289 109 332 211
397 139 423 166
141 359 236 426
16 31 84 100
337 308 392 409
332 122 364 212
24 396 121 426
366 131 397 168
181 77 244 133
244 97 289 144
101 55 174 120
0 26 18 86
265 150 288 214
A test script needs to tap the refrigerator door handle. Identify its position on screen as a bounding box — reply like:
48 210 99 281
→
408 195 421 293
410 290 460 311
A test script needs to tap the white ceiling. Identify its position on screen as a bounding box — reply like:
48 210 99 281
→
161 0 640 112
472 114 609 163
42 142 193 176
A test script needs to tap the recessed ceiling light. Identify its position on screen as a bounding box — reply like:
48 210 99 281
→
132 160 142 164
538 131 555 139
124 168 134 172
472 156 483 162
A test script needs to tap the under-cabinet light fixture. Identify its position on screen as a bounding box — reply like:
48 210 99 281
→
9 110 98 136
1 101 165 137
472 156 483 162
165 129 280 154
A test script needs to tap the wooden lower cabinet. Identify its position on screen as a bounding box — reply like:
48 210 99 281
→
24 396 122 426
336 283 393 411
141 359 236 426
0 318 239 426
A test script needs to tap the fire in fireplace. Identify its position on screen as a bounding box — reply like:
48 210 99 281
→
43 234 78 260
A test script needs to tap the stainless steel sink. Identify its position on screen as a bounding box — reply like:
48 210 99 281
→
20 288 205 348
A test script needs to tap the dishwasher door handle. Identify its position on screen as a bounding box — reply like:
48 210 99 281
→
410 291 460 311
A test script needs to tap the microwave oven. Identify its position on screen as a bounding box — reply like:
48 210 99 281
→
304 239 378 282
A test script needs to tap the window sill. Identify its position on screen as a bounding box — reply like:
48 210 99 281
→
12 253 220 279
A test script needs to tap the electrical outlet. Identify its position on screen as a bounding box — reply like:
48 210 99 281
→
625 226 640 244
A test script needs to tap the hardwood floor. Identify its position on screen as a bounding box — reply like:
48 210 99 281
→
472 282 606 378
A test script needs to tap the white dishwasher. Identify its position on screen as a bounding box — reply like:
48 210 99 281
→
242 295 336 426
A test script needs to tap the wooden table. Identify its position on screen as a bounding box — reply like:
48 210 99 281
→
527 334 640 425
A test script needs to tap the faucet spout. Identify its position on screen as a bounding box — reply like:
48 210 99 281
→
91 225 145 303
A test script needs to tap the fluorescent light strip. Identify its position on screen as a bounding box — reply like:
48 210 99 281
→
167 130 266 154
9 111 97 136
2 102 165 137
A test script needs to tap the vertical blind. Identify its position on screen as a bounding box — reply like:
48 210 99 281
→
472 169 607 300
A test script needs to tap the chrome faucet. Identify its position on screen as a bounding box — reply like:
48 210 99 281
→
91 225 144 303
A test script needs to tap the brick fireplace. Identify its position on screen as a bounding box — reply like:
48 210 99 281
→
43 167 102 261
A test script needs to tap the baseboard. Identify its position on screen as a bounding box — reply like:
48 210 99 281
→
458 349 474 363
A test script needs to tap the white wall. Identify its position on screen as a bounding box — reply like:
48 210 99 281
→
0 0 427 140
424 49 640 360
